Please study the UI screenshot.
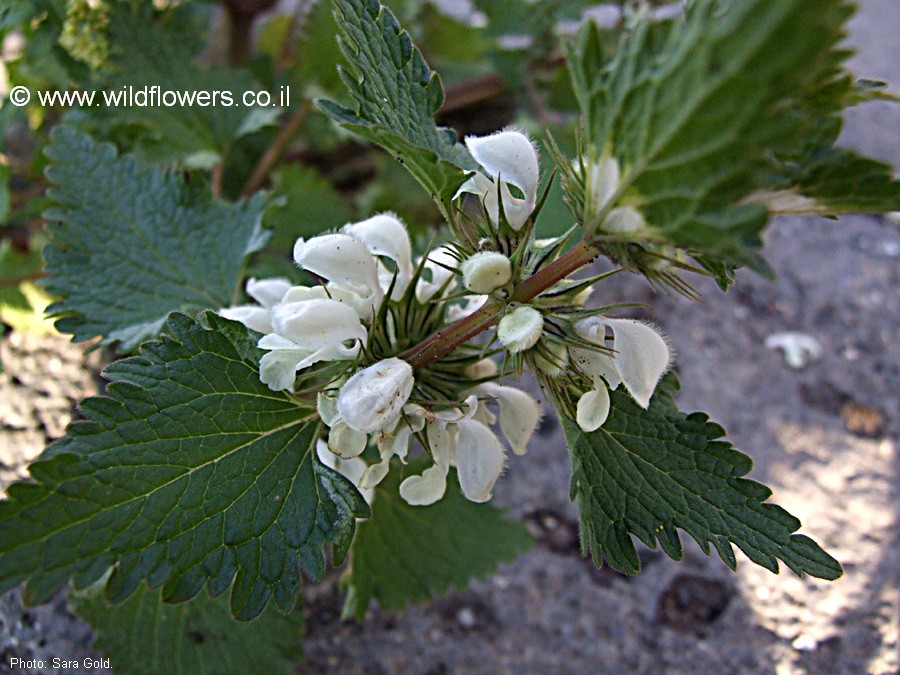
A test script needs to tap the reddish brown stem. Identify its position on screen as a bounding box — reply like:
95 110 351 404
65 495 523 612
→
240 103 310 198
406 242 599 371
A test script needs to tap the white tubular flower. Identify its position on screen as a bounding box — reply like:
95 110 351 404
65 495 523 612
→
576 384 611 433
327 420 368 459
472 382 541 455
416 246 459 302
399 423 454 505
573 317 671 409
455 418 506 502
577 154 647 236
464 358 499 380
258 298 365 391
219 277 291 334
293 234 382 305
337 357 415 434
461 251 512 294
457 130 539 230
580 155 619 227
498 306 544 353
342 213 414 297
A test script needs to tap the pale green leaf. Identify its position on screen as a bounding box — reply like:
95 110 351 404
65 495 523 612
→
0 312 369 620
344 460 532 619
560 375 842 580
566 0 897 266
42 126 268 351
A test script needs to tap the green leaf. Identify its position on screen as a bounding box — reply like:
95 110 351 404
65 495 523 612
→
70 4 279 167
320 0 475 219
0 312 369 620
560 375 842 580
566 0 895 266
70 581 304 675
344 460 532 619
751 148 900 215
42 126 268 351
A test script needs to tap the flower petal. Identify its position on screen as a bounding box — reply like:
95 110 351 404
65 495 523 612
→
327 420 368 459
576 386 611 432
399 436 452 506
455 419 506 502
293 233 380 297
219 306 273 334
245 277 292 308
465 130 539 230
416 246 459 302
475 383 541 455
605 319 671 409
270 297 366 350
342 213 413 295
259 348 308 391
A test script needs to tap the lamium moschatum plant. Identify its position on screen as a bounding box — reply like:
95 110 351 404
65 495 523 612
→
1 0 898 670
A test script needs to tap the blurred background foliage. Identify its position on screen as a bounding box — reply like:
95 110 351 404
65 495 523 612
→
0 0 671 343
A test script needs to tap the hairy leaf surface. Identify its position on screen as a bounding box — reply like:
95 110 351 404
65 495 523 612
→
567 0 898 265
0 313 369 620
42 127 268 351
344 461 532 619
321 0 475 217
561 376 842 580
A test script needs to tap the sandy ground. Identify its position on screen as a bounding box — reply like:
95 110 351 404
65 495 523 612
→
1 1 898 673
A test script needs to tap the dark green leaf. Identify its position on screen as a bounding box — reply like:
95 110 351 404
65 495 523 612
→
344 460 532 619
70 581 304 675
321 0 475 218
42 126 268 351
560 375 842 580
0 312 369 620
70 4 279 168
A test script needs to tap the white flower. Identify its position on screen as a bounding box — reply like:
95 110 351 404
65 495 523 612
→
416 246 459 302
576 386 610 433
398 396 507 505
577 154 647 236
456 130 539 230
461 251 512 294
572 317 671 410
498 306 544 353
294 233 382 309
258 298 365 391
471 382 541 456
341 213 414 298
219 277 291 333
336 357 415 434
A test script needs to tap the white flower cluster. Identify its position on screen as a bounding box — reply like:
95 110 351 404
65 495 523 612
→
221 128 673 506
221 201 540 506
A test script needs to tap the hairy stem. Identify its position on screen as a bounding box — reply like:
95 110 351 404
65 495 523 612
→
405 242 599 370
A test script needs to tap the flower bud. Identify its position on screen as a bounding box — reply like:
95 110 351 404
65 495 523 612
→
579 154 620 229
498 306 543 353
337 358 415 433
461 251 512 294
